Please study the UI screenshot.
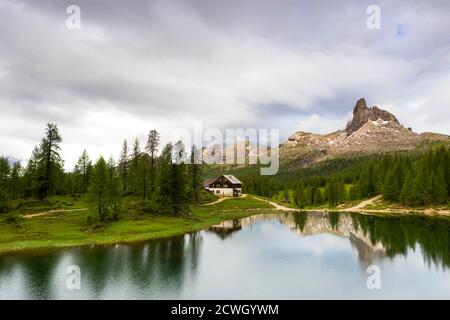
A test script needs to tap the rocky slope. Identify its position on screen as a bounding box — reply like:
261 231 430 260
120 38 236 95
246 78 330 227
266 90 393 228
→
204 98 449 173
280 98 450 168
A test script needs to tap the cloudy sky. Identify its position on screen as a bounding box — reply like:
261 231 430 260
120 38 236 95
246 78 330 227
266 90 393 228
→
1 0 449 168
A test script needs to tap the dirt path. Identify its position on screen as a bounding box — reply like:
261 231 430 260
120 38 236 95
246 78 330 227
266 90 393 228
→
345 195 382 212
202 194 248 206
353 207 450 216
254 197 301 212
253 195 450 217
22 195 450 219
23 208 88 219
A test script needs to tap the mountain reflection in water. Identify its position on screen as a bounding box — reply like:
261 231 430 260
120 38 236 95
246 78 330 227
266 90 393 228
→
208 212 450 269
0 212 449 299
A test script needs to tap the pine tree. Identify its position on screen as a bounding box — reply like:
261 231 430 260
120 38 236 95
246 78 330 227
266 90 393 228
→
433 167 448 204
0 157 10 212
382 164 402 202
74 150 92 194
0 157 10 188
305 186 313 206
294 181 306 208
0 188 8 213
438 146 450 196
90 157 109 221
129 138 141 193
171 141 187 213
359 163 375 197
9 161 22 200
188 145 203 203
138 153 151 202
23 146 40 198
118 140 129 193
325 179 339 207
106 156 122 220
337 180 347 202
157 143 173 209
349 184 361 201
411 169 428 205
146 130 160 194
36 123 63 199
399 170 414 205
313 188 323 204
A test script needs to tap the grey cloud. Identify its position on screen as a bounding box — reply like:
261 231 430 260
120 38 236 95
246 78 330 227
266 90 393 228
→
0 0 449 167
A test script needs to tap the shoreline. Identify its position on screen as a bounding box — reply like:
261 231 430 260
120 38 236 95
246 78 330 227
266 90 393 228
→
0 207 272 256
254 196 450 218
2 196 449 255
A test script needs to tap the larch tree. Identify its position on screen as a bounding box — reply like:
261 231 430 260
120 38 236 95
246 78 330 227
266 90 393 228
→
188 145 203 203
118 140 129 193
37 123 63 200
90 157 109 221
325 179 339 207
9 161 22 200
294 180 306 208
411 169 428 205
74 149 92 194
129 138 141 193
433 167 447 204
146 130 160 194
0 157 10 212
171 141 187 213
399 171 414 205
138 153 151 202
157 143 173 208
107 156 122 220
313 187 323 204
23 146 40 198
382 164 403 202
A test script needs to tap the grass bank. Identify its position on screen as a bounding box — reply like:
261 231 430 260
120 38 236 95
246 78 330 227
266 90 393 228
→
263 193 450 217
0 195 276 255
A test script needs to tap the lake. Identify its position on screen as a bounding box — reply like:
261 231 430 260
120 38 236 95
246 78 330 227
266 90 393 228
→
1 212 449 299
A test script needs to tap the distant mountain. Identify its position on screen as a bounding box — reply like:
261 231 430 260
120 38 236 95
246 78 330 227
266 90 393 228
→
204 98 450 177
6 157 19 166
202 139 268 165
280 98 450 169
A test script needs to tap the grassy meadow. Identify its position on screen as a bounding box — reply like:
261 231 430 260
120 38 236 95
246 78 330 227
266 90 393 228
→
0 194 276 254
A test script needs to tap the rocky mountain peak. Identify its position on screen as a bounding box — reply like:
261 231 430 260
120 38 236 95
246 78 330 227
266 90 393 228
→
281 97 449 169
345 98 400 136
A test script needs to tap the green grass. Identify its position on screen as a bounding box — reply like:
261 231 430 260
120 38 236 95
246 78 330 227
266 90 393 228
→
364 199 450 211
212 196 273 210
0 195 277 254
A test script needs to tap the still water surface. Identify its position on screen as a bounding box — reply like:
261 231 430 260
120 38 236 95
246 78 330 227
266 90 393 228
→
1 212 449 299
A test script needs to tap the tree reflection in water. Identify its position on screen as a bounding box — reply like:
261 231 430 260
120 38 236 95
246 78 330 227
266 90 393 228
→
0 212 449 299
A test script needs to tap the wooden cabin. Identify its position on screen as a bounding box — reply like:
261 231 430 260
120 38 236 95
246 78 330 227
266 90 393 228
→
204 175 242 197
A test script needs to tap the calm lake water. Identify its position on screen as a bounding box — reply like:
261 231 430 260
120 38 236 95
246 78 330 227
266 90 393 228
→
1 212 450 299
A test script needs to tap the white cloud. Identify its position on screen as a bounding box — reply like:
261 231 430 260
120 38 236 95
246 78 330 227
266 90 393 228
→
0 0 449 168
295 114 350 134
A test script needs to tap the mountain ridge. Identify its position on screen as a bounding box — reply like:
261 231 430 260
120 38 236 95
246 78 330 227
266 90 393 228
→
280 98 450 169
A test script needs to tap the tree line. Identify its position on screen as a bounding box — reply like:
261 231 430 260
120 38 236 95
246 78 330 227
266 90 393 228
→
0 123 206 219
243 146 450 208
